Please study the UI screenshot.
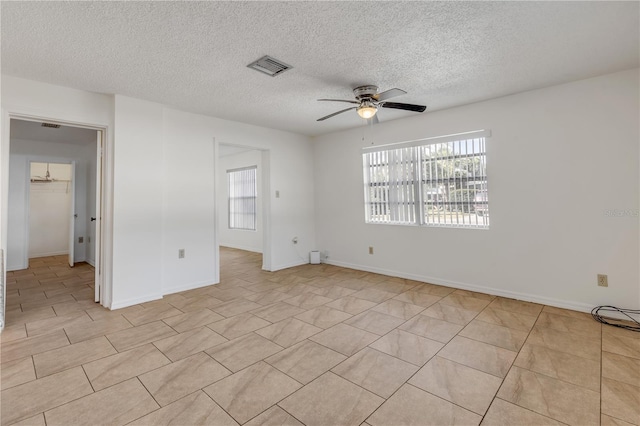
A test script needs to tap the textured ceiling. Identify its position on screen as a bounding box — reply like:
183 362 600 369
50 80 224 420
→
2 1 638 136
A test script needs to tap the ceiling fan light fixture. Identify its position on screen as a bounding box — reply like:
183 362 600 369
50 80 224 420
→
357 102 378 119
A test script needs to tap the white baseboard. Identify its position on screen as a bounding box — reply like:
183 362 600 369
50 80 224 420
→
324 259 596 314
163 279 218 296
7 262 28 272
269 259 309 272
30 250 68 258
110 293 163 310
219 244 262 254
86 259 96 267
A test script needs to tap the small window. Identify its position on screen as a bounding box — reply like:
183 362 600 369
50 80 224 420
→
363 130 489 229
228 166 257 231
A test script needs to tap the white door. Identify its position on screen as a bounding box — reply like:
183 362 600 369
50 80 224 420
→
94 131 103 303
68 161 76 267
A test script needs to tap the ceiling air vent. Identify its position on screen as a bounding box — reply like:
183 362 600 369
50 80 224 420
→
247 55 292 77
41 123 61 129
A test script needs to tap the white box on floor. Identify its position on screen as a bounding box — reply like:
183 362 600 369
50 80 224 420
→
309 250 321 264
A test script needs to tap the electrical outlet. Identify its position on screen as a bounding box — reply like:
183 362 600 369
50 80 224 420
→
597 274 608 287
292 237 298 244
369 246 374 255
78 236 83 243
178 249 185 259
87 236 91 243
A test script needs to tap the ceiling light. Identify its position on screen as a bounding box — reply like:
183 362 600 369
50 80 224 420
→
357 101 378 119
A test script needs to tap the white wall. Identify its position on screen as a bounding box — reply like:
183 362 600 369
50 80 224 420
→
29 163 72 258
218 149 263 253
7 139 95 270
313 69 640 312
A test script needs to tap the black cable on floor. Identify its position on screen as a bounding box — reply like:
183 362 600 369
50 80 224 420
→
591 306 640 332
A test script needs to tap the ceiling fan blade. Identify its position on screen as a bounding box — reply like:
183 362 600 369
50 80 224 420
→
373 88 407 101
381 102 427 113
317 107 356 121
317 99 359 104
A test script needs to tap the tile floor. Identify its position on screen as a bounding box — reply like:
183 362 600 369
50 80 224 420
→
1 249 639 426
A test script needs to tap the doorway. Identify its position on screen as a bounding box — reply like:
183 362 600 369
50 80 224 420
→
215 142 272 280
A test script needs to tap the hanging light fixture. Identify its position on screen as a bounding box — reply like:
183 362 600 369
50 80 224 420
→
357 100 378 119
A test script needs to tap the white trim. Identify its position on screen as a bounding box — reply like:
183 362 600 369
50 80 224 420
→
269 259 309 272
219 243 262 254
30 251 70 258
110 293 163 310
363 129 491 152
86 259 96 267
324 259 597 314
163 279 217 296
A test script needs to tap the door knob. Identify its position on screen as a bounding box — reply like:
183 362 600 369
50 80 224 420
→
90 217 96 222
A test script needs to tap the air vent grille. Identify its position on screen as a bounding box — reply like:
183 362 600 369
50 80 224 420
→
247 55 292 77
41 123 61 128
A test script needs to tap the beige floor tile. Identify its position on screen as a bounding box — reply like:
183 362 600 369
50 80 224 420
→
106 321 177 352
601 414 637 426
139 352 231 406
336 278 372 291
542 305 593 321
481 398 564 426
152 326 227 361
280 283 319 297
204 361 301 424
25 311 92 337
1 329 69 364
412 284 456 297
603 325 640 341
1 357 36 390
475 307 537 332
369 329 443 366
44 378 159 426
210 287 257 302
374 280 418 294
128 390 238 426
33 336 116 378
206 332 284 372
498 366 600 425
345 310 405 336
488 297 543 316
332 347 418 398
83 343 171 391
310 323 379 356
0 324 28 343
452 289 496 301
207 313 271 339
439 293 491 312
294 305 352 329
399 315 463 343
170 295 225 313
367 383 481 426
603 333 640 360
392 291 441 308
279 372 383 426
85 305 143 322
64 314 132 344
244 406 303 426
9 413 46 426
514 343 600 391
409 356 502 415
245 290 292 305
255 318 322 348
0 367 93 425
266 340 346 384
535 312 601 338
528 326 601 361
350 288 396 303
420 302 478 326
325 296 378 315
311 285 357 299
4 306 56 328
21 294 76 311
603 351 640 388
283 293 333 310
251 302 306 323
123 303 183 326
211 299 262 317
371 299 424 320
162 308 224 333
438 336 517 378
601 377 640 425
459 319 528 351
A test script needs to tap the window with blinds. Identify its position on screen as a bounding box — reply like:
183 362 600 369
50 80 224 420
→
228 166 257 231
363 130 489 229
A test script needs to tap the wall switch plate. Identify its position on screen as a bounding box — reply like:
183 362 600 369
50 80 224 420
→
275 190 280 198
369 246 374 255
78 236 83 243
178 249 185 259
597 274 608 287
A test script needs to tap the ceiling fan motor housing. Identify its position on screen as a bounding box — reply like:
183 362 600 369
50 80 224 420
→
353 85 379 101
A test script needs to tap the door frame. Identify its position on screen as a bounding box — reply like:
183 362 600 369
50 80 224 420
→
1 111 112 309
213 140 272 280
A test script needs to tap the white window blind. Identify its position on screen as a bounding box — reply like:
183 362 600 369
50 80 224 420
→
363 130 490 229
228 166 257 231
